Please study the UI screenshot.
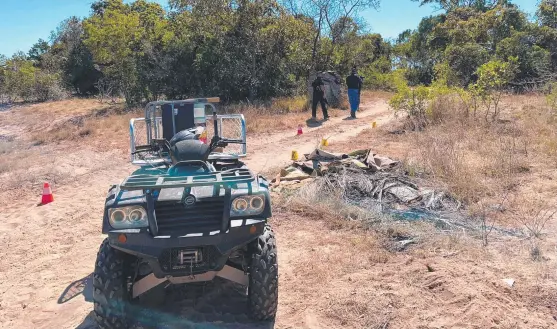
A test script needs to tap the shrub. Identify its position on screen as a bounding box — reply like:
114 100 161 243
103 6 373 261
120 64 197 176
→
34 71 66 101
470 58 518 121
361 58 398 91
389 80 430 130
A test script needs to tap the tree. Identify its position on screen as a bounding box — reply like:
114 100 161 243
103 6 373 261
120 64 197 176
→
537 0 557 29
496 31 552 88
84 0 143 104
444 43 489 86
412 0 504 12
47 17 101 94
28 39 50 65
393 14 446 85
2 53 37 101
281 0 381 72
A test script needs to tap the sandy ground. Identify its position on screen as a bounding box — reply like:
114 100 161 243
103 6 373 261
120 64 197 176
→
0 98 556 329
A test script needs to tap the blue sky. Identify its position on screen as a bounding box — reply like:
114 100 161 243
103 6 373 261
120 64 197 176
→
0 0 539 57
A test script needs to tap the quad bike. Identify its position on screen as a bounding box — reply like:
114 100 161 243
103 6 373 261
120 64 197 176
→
93 98 278 328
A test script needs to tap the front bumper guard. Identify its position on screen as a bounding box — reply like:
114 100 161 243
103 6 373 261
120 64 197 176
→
108 219 265 278
132 265 248 298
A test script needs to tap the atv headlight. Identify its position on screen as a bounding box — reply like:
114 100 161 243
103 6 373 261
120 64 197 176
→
109 206 148 229
230 195 266 217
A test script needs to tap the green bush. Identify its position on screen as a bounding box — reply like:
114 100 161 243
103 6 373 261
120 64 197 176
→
360 58 397 91
389 74 431 130
34 71 66 101
389 71 476 128
470 58 518 121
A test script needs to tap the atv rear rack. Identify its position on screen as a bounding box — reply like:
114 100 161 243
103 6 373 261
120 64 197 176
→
120 168 255 191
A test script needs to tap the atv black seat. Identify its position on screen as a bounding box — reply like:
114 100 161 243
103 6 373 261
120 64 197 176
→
170 140 211 163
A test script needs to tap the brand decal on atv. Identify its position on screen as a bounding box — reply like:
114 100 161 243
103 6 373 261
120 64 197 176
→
183 195 196 207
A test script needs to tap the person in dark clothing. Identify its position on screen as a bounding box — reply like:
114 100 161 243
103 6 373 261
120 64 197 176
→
311 76 329 121
346 67 363 119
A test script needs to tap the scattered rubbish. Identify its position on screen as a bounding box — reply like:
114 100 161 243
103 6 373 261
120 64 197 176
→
390 208 432 221
306 148 347 161
502 279 515 287
426 264 435 272
349 159 368 169
396 239 416 251
372 121 377 128
272 147 471 230
386 186 420 203
41 182 54 205
291 150 299 161
321 138 329 147
297 125 303 135
279 166 311 181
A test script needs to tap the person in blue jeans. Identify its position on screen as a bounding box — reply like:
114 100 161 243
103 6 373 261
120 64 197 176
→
346 67 363 119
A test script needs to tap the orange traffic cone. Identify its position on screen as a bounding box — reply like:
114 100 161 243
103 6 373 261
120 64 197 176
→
297 125 303 135
41 182 54 205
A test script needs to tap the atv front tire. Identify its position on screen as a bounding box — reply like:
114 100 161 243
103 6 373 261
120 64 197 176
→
248 225 278 321
93 238 131 329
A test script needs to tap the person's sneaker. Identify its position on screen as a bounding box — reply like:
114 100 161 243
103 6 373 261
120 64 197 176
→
323 116 330 121
311 116 317 121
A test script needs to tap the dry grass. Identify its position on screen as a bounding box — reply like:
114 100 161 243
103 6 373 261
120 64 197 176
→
21 91 388 146
510 198 557 239
221 96 334 134
411 95 553 208
31 108 140 147
15 98 120 117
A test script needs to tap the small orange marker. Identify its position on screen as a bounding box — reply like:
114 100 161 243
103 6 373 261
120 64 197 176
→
41 182 54 205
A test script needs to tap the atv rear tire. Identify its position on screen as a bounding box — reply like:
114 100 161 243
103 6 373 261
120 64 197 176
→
248 224 278 321
93 238 131 329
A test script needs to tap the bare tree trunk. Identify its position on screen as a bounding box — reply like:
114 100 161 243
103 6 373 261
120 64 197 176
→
311 9 323 71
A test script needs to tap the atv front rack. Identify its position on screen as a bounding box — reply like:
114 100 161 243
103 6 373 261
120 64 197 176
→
119 168 257 237
120 168 255 191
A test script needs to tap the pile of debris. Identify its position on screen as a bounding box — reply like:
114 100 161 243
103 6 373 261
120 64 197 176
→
272 148 462 221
